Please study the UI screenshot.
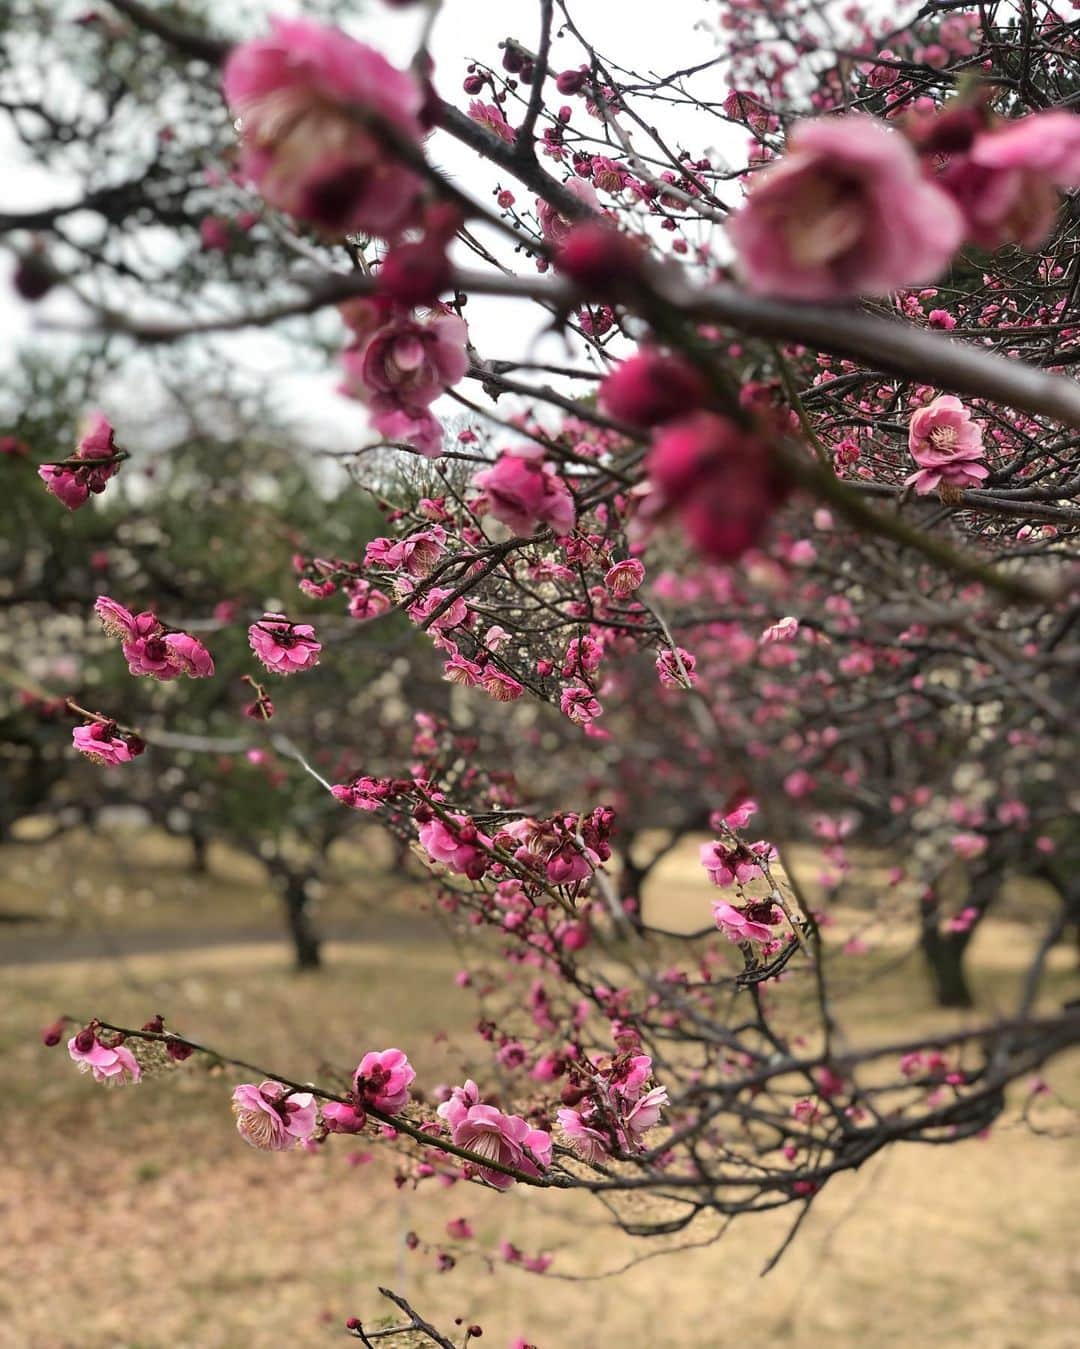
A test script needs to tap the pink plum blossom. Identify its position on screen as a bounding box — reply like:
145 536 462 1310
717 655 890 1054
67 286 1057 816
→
557 1107 611 1163
343 310 469 418
535 176 601 244
622 1085 668 1140
604 558 645 596
906 395 988 495
322 1101 367 1133
353 1048 415 1113
448 1102 552 1190
418 814 492 878
72 721 145 766
371 407 445 457
231 1080 318 1151
560 685 602 725
644 413 785 562
598 348 708 428
39 412 123 510
222 20 424 237
728 114 965 299
473 448 576 537
248 613 321 674
713 900 778 944
68 1030 141 1085
939 111 1080 250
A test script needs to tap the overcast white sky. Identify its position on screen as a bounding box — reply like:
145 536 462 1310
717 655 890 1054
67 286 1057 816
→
4 0 737 453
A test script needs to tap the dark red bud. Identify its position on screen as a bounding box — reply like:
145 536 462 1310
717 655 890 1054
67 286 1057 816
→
41 1020 65 1047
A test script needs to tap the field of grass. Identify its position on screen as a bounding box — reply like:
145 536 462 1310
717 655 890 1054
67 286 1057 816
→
2 829 1078 1348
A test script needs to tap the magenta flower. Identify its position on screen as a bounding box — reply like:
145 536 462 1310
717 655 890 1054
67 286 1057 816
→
418 814 492 878
644 413 785 563
72 721 145 767
346 580 392 621
222 20 424 238
560 685 603 726
906 395 988 495
331 775 394 811
353 1048 415 1113
231 1080 318 1151
449 1103 553 1190
728 114 964 299
603 558 645 596
39 412 123 510
598 349 708 428
68 1031 141 1085
322 1101 367 1133
248 613 321 675
162 631 215 678
473 448 576 538
712 900 776 944
940 111 1080 250
370 408 445 458
94 595 138 640
343 310 469 418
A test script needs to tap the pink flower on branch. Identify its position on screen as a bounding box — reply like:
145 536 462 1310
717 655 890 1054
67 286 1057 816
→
231 1080 318 1151
248 613 321 675
728 114 964 299
906 395 988 495
643 413 786 563
72 720 145 766
353 1048 415 1113
39 412 124 510
935 110 1080 251
223 20 425 238
448 1102 552 1190
473 448 576 537
68 1028 141 1085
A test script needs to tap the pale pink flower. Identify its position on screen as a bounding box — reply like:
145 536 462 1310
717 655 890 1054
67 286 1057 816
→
231 1080 318 1151
951 831 987 860
353 1048 415 1113
760 616 799 645
609 1053 653 1101
468 99 515 143
557 1107 611 1163
713 900 776 944
94 595 137 640
906 395 988 495
729 114 964 299
604 558 645 596
940 111 1080 250
68 1031 141 1085
473 448 576 537
436 1079 482 1129
621 1084 668 1140
449 1103 552 1190
536 176 601 245
72 721 144 766
248 613 321 674
222 20 424 237
482 667 525 701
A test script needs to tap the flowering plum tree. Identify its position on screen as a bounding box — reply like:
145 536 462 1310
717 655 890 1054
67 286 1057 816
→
6 0 1080 1330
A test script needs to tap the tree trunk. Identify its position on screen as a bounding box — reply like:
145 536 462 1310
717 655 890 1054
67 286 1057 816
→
189 828 210 875
281 870 321 971
919 925 974 1008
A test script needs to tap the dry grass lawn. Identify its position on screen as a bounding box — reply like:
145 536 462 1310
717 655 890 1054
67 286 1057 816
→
2 831 1078 1348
